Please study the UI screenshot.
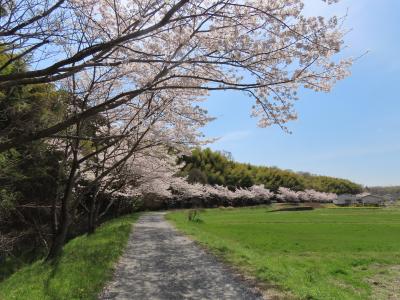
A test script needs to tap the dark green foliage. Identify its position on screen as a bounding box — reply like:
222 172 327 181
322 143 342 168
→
0 53 66 202
253 166 305 191
0 52 68 268
0 48 67 141
302 174 363 195
187 168 208 184
0 61 66 223
0 143 62 204
180 148 363 194
0 54 65 212
0 81 67 140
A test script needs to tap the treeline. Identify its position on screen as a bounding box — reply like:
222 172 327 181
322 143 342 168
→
179 148 363 194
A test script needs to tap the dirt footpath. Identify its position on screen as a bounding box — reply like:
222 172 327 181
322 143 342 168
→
100 212 264 300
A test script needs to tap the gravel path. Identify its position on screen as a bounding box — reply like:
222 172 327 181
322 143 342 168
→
100 212 265 300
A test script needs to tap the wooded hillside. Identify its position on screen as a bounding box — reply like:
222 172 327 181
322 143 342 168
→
179 148 363 195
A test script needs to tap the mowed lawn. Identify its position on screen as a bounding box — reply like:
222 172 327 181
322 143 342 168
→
167 207 400 299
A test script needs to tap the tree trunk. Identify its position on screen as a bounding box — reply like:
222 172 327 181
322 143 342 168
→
87 200 101 235
87 191 98 235
46 152 78 261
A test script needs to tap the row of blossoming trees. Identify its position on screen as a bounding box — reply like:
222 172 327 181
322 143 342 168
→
0 0 350 261
131 175 338 209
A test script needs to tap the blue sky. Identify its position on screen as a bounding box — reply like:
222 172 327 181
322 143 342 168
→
200 0 400 187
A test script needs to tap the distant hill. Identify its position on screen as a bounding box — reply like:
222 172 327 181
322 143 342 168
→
179 148 363 195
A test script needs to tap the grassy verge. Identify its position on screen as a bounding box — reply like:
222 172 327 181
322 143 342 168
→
0 213 140 300
167 207 400 299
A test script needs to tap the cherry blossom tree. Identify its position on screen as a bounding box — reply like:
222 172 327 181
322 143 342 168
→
249 185 275 203
44 65 210 258
277 187 301 202
0 0 351 152
145 179 274 208
303 189 337 203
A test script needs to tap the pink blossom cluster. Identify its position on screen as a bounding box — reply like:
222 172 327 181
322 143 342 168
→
171 180 274 204
137 173 337 205
141 176 274 205
277 187 337 203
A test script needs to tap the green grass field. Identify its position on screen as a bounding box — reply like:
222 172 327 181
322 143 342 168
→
0 214 140 300
167 206 400 299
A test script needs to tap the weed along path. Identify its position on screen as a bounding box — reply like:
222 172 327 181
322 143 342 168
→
100 212 264 300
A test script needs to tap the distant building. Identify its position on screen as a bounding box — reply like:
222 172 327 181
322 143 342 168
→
382 194 396 204
357 194 385 206
334 193 386 206
333 194 357 206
